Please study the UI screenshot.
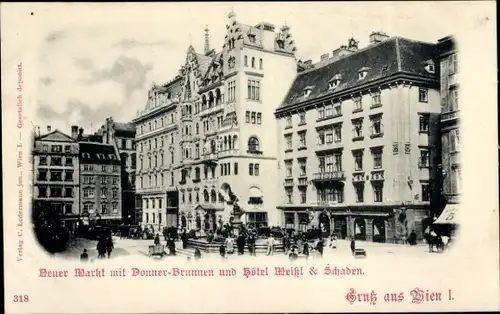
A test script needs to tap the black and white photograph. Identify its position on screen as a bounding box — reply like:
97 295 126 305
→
2 2 498 313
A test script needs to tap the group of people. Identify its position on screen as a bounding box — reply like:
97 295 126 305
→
154 234 176 256
79 235 114 262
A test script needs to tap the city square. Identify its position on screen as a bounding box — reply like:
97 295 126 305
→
31 9 459 260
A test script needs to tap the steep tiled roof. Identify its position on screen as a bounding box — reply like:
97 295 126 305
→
194 53 213 77
277 37 438 112
79 142 121 165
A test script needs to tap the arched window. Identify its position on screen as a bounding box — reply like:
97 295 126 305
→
251 57 255 68
224 136 228 150
195 167 200 180
203 190 209 203
210 140 216 153
210 190 217 203
196 123 199 135
215 89 222 105
259 58 263 69
248 136 260 153
233 135 238 149
208 91 214 107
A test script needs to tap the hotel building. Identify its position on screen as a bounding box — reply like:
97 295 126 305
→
435 36 460 224
32 126 80 232
134 11 298 233
133 77 182 234
275 32 442 242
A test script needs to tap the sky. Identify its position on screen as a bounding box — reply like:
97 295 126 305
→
34 1 470 135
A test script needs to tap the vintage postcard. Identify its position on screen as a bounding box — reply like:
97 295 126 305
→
2 1 498 313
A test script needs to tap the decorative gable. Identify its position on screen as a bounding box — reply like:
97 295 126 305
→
328 74 343 89
38 130 75 142
303 86 314 97
358 67 370 80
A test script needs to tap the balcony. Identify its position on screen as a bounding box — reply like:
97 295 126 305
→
217 149 239 158
192 177 201 183
369 125 384 139
139 186 163 194
441 110 459 122
370 170 385 181
181 114 192 121
352 172 366 183
283 178 294 187
179 179 187 185
202 153 218 164
418 157 430 168
311 171 345 183
297 178 309 186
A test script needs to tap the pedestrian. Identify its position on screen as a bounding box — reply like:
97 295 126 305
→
266 233 275 256
408 230 417 246
350 238 356 255
181 230 188 249
329 234 338 249
283 234 290 255
316 238 324 257
219 244 226 258
167 237 176 255
97 238 106 259
106 237 114 259
194 248 201 261
303 241 310 258
225 236 235 254
237 235 245 255
80 249 89 262
154 234 160 246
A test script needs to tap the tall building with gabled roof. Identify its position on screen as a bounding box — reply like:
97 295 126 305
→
32 126 80 232
134 11 298 234
275 33 443 242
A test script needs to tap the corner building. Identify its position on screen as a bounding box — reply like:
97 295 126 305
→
176 11 297 231
275 33 442 242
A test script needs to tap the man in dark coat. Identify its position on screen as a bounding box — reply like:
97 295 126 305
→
350 239 356 255
237 235 246 255
316 238 324 257
80 249 89 262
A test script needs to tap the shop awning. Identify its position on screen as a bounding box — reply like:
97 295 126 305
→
433 204 459 224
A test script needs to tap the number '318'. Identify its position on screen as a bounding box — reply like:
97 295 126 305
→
13 295 29 302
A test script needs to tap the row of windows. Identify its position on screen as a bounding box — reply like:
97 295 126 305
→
283 147 430 176
245 111 262 124
116 138 134 150
82 175 119 185
40 144 73 153
284 183 431 204
82 164 120 172
39 156 73 166
286 88 430 128
139 133 175 152
37 186 74 198
83 187 119 198
244 56 263 70
138 113 176 135
37 170 74 182
83 202 119 214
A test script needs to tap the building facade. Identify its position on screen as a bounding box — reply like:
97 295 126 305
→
79 142 122 224
32 126 80 232
275 33 442 242
99 118 138 224
436 36 460 222
173 11 298 233
133 77 182 234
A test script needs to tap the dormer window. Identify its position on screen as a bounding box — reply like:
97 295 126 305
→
424 60 435 74
328 74 342 89
108 154 116 160
82 153 90 158
358 67 370 80
303 86 314 97
97 153 105 160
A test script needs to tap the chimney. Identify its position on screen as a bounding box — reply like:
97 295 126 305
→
320 53 329 61
347 38 359 51
331 45 352 61
204 25 210 55
37 126 41 137
47 125 51 132
304 60 313 68
369 31 389 44
71 125 78 139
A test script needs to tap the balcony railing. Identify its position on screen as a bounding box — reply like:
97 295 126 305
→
441 110 459 122
283 179 294 187
370 170 385 181
217 149 239 158
312 171 345 182
202 153 218 163
297 178 309 186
